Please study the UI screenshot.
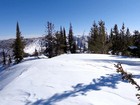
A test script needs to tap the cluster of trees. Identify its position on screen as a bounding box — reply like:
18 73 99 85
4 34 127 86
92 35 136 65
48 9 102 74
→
2 21 77 65
44 22 76 58
88 20 140 57
88 20 110 54
2 20 140 65
109 23 132 56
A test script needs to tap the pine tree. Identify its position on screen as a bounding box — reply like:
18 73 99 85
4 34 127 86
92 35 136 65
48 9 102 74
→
112 24 120 55
8 55 12 65
34 49 39 58
72 41 76 53
108 28 113 51
124 28 133 56
2 49 6 65
45 22 55 58
68 23 76 53
88 20 108 54
98 20 107 54
54 27 66 55
13 22 24 63
126 28 132 45
63 27 67 53
133 30 140 57
59 27 65 54
88 21 99 53
55 31 61 55
119 23 126 55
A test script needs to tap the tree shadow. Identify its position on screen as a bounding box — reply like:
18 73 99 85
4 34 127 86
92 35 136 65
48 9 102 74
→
83 58 140 66
133 75 140 79
27 74 128 105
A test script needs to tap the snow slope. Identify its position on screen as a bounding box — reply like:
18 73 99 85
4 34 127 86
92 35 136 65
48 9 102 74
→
24 39 42 55
0 54 139 105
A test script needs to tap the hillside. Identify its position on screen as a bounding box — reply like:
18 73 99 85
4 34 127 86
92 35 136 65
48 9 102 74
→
0 35 88 62
0 54 139 105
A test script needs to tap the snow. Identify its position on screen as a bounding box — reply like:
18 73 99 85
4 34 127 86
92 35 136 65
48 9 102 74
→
24 39 42 55
129 46 138 50
0 54 139 105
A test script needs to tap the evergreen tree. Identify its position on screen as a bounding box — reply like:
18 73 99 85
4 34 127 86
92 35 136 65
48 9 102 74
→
34 49 39 57
55 31 61 55
68 23 76 53
2 49 6 65
110 23 133 56
55 27 66 55
133 30 140 47
88 21 99 53
72 41 76 53
13 22 24 63
118 23 132 56
45 22 55 58
110 28 113 39
59 27 65 53
63 27 67 53
124 28 133 56
119 23 125 54
112 24 120 55
133 30 140 57
8 55 12 65
98 20 107 54
126 28 132 45
88 20 108 53
108 28 113 50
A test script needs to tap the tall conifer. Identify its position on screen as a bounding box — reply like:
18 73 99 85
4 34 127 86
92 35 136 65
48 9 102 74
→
2 49 6 65
88 21 99 53
98 20 107 54
112 24 120 54
68 23 76 53
13 22 24 63
45 22 55 58
63 27 67 53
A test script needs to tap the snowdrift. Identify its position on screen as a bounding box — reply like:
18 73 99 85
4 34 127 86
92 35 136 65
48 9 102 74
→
0 54 139 105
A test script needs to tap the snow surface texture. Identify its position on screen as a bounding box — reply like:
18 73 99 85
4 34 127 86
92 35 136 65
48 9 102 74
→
0 54 139 105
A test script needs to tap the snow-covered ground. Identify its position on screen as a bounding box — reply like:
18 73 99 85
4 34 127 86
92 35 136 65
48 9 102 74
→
0 54 139 105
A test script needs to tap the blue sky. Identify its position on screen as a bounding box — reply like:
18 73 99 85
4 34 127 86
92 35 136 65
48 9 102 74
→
0 0 140 39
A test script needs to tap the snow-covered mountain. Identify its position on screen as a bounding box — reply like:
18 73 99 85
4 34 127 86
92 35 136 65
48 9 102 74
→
0 35 88 54
0 54 139 105
74 35 88 50
0 35 88 62
24 37 45 55
0 37 45 62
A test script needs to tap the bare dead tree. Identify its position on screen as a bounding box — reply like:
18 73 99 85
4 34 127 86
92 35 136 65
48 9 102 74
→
114 63 140 105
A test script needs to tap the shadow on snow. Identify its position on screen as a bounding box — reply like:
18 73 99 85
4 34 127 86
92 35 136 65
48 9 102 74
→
83 58 140 66
27 74 131 105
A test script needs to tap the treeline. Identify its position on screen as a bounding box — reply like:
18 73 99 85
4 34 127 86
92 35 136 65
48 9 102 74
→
1 20 140 65
1 21 77 65
88 20 140 57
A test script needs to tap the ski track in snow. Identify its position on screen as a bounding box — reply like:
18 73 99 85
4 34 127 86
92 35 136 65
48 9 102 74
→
102 90 136 102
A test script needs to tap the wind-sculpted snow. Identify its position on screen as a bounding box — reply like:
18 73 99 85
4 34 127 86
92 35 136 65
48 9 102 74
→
0 60 37 90
0 54 139 105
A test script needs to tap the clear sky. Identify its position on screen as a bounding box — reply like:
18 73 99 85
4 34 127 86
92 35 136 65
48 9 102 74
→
0 0 140 39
